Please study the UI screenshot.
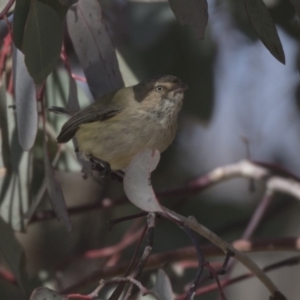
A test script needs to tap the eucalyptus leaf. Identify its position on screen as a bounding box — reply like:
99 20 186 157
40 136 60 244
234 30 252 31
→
13 46 38 151
0 86 29 231
44 140 72 232
67 75 80 113
13 0 30 49
0 216 29 294
244 0 285 64
152 269 173 300
22 0 65 83
123 149 164 213
168 0 208 40
66 0 124 100
0 79 10 168
30 287 67 300
289 0 300 20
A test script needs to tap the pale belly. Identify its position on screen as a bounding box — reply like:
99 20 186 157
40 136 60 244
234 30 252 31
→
75 113 177 170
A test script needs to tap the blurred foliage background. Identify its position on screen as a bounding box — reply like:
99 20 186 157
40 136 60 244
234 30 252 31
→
1 0 300 299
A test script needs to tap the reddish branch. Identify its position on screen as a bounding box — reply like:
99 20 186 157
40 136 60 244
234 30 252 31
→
85 217 145 259
30 160 300 224
60 46 86 83
60 237 300 294
0 0 15 20
65 214 156 300
0 266 16 285
0 33 11 78
175 255 300 300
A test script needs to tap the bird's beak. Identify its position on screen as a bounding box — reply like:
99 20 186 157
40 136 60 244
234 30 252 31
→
172 83 188 93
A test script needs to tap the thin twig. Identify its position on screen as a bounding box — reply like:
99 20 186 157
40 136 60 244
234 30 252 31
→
123 213 156 300
84 228 144 259
91 277 157 298
108 212 147 230
60 45 87 83
162 209 285 299
182 226 205 300
175 255 300 300
29 160 300 223
59 236 300 294
108 225 147 300
204 261 227 300
242 190 274 239
0 0 15 19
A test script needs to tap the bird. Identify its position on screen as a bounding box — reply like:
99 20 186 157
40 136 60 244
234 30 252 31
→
56 75 188 174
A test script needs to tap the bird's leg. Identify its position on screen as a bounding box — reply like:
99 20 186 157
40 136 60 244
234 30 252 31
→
110 170 124 182
87 155 112 177
85 154 124 182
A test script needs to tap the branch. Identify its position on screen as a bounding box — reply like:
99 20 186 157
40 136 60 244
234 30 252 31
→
159 159 300 199
30 160 300 223
162 208 286 299
0 0 15 20
181 226 205 300
175 255 300 300
60 236 300 294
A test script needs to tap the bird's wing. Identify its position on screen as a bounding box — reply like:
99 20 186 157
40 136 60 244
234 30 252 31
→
57 92 122 143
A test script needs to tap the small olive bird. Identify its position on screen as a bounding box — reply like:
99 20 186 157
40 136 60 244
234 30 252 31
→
56 75 188 173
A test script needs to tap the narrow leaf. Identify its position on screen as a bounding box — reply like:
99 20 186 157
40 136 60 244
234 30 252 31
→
289 0 300 20
124 149 164 213
0 79 10 168
244 0 285 64
30 287 67 300
152 269 173 300
168 0 208 40
59 0 78 6
44 140 72 232
66 0 124 100
22 0 64 83
0 85 29 231
0 216 29 293
13 0 30 49
67 75 80 113
13 46 38 151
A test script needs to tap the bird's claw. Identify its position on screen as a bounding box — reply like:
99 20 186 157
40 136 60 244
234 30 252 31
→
88 155 111 177
86 155 124 182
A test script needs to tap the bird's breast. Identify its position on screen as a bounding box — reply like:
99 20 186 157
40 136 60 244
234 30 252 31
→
75 107 178 170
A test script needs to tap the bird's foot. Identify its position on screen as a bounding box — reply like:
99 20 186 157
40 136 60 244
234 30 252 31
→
110 170 124 183
87 155 111 177
86 155 124 182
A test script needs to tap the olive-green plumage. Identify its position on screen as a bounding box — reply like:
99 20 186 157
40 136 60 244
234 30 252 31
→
57 75 187 170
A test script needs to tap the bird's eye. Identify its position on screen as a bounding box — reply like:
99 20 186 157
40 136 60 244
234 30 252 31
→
155 85 164 92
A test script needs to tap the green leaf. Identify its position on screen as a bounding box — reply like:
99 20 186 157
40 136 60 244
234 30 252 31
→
0 217 29 294
66 0 124 99
13 47 38 151
37 0 68 19
13 0 31 49
0 83 29 231
44 139 72 232
0 79 10 168
66 75 80 113
168 0 208 40
289 0 300 20
244 0 285 64
22 0 64 84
